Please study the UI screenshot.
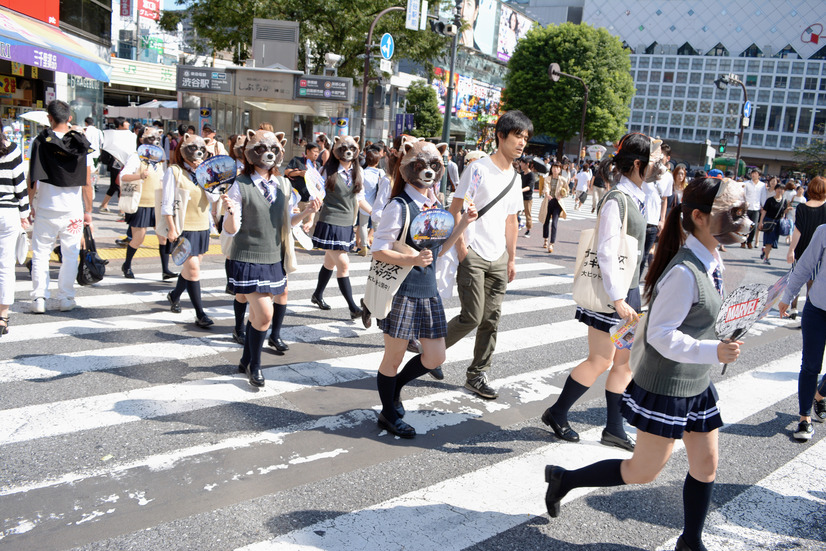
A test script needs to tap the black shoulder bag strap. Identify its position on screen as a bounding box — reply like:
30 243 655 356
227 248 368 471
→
476 171 518 219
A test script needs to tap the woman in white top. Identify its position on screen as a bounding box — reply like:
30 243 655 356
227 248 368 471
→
356 145 384 256
0 135 26 336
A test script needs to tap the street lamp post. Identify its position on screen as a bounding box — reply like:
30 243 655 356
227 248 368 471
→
359 6 405 146
438 1 462 199
548 62 589 163
715 73 749 177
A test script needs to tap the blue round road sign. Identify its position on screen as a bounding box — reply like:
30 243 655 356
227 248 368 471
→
380 33 394 60
743 100 752 118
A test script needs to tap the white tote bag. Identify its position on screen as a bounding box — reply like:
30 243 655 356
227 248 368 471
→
118 180 141 214
571 192 639 313
363 200 413 320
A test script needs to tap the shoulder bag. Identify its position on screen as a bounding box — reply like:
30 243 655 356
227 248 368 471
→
778 199 792 236
571 191 639 313
363 198 413 320
77 225 106 285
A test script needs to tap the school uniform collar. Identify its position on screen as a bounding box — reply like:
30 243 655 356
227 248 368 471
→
616 175 646 207
250 171 277 187
336 164 352 175
685 233 724 275
403 183 435 209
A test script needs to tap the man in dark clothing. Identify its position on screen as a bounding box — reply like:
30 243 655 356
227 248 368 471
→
284 142 321 228
520 156 538 237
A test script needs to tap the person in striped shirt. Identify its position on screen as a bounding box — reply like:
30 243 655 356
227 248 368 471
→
0 128 28 335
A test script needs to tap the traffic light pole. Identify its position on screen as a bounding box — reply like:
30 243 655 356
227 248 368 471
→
359 6 404 146
548 63 589 165
439 29 459 199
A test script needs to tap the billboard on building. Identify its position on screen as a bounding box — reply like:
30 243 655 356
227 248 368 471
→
497 5 532 62
120 0 132 18
440 0 498 57
0 0 59 26
432 67 501 122
138 0 160 21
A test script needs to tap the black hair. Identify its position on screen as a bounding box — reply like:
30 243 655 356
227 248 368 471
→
304 142 319 153
187 125 197 133
177 124 187 135
597 132 650 185
322 152 363 194
494 110 533 147
644 177 721 302
84 117 94 126
47 100 71 125
114 117 127 129
661 143 671 157
153 120 163 128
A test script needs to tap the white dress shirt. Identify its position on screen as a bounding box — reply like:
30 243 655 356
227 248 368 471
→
161 164 217 216
372 184 436 252
371 173 392 226
597 176 646 302
222 172 282 237
646 234 723 365
744 180 767 211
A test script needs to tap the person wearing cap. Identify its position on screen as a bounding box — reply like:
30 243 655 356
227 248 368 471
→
743 168 766 249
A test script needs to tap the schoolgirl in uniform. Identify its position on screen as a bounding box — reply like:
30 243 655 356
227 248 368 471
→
225 133 248 344
311 136 372 318
544 176 745 551
371 143 477 438
221 130 319 387
541 133 652 451
162 133 217 328
120 128 175 280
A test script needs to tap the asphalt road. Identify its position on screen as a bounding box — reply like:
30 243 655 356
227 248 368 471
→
0 189 822 551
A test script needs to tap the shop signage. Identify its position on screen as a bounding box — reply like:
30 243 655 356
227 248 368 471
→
111 58 177 91
3 0 59 26
176 65 233 94
293 75 352 102
121 0 132 17
234 70 292 99
141 36 163 53
138 0 160 20
0 75 16 96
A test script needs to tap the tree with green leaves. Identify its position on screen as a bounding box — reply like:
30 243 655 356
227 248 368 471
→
404 82 443 138
794 129 826 177
159 0 450 79
501 23 635 155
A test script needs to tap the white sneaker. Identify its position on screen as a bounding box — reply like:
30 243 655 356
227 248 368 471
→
794 420 813 441
59 298 77 312
32 297 45 314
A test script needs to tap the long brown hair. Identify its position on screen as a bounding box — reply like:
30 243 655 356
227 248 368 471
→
322 154 362 194
390 134 416 198
644 177 721 302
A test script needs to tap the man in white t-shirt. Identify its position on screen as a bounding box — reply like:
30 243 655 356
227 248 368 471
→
574 162 592 210
640 143 674 273
27 100 93 313
444 110 533 399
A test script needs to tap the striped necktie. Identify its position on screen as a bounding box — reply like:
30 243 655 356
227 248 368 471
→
712 266 724 298
260 181 275 204
638 198 646 218
343 169 352 189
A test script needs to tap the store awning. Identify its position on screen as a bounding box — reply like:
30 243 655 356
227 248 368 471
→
0 9 110 82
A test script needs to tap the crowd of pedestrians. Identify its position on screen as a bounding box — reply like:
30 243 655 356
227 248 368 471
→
1 100 824 551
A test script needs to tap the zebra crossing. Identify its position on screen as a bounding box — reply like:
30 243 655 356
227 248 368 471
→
0 243 822 550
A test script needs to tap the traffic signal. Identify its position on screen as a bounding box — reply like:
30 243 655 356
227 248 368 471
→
718 138 727 154
430 19 447 35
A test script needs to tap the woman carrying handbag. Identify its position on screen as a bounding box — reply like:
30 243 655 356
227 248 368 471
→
758 183 790 265
541 160 568 253
540 132 656 452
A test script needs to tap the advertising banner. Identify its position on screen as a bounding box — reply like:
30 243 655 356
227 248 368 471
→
120 0 132 18
138 0 160 21
2 0 59 26
497 5 533 62
433 67 501 122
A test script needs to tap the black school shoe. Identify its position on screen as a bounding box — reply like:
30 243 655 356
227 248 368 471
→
246 363 265 387
541 409 580 442
195 315 214 328
544 465 567 518
377 413 415 438
121 263 135 279
599 429 635 451
268 335 289 351
167 292 181 313
311 294 331 310
232 329 246 345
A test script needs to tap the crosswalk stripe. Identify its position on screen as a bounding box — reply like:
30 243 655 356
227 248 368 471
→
236 353 803 551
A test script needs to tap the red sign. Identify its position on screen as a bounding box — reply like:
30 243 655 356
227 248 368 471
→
121 0 132 18
138 0 160 20
0 0 59 26
723 299 760 323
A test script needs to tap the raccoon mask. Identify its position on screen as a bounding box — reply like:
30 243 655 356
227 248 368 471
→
140 127 162 147
399 139 448 189
709 178 752 245
244 130 286 170
332 135 360 163
180 133 207 165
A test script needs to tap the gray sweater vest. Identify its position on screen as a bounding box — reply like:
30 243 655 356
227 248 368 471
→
319 172 358 227
632 248 722 397
229 175 285 265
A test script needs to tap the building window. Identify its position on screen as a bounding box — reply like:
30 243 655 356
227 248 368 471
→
684 114 696 126
661 85 673 97
638 71 648 82
637 84 647 95
803 92 815 105
820 78 826 90
706 59 718 71
690 72 701 84
712 102 725 114
652 57 663 68
750 134 763 146
678 43 698 56
805 77 818 90
764 134 778 147
672 100 684 111
676 72 688 84
775 45 799 59
747 60 761 72
813 109 826 134
701 87 713 99
795 137 810 148
686 100 698 112
682 128 694 140
740 44 762 58
775 76 788 88
639 57 650 68
691 58 703 70
787 92 800 104
671 113 682 125
646 98 658 109
632 112 644 123
767 106 783 131
777 61 790 73
59 0 112 45
773 91 786 103
699 101 711 113
779 136 793 149
649 85 660 95
792 62 805 74
790 77 803 89
706 42 729 56
687 86 700 98
674 86 686 98
757 90 771 102
762 60 775 72
753 105 767 130
645 42 660 55
711 115 723 128
798 108 813 133
660 99 671 110
820 94 826 106
650 71 661 82
698 115 710 127
657 113 668 124
760 75 772 87
807 64 820 75
633 97 645 109
678 58 690 70
663 71 674 83
703 73 716 85
665 58 676 69
746 75 757 87
783 107 798 133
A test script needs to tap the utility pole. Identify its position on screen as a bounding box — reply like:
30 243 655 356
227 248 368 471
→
548 63 589 165
359 7 404 146
439 0 462 198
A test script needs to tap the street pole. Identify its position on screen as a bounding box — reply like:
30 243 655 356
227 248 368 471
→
734 79 748 178
439 29 459 199
359 6 404 146
548 63 589 164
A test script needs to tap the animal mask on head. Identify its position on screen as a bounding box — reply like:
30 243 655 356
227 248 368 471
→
708 178 752 245
332 135 360 163
399 139 448 189
244 130 286 169
232 135 247 156
180 133 207 165
643 138 668 183
140 127 162 147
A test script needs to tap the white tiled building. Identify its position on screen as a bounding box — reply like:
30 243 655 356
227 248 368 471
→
581 0 826 173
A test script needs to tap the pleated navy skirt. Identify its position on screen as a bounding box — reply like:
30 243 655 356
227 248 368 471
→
621 379 724 439
312 221 355 251
182 229 210 256
575 286 642 333
226 259 287 296
126 206 155 228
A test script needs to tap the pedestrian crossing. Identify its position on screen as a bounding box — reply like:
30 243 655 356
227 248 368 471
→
524 193 600 226
0 247 821 550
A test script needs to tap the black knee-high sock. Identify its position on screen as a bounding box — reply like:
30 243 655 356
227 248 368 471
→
336 276 358 311
394 354 430 400
234 300 247 333
247 325 267 368
171 274 188 300
549 375 590 423
186 279 205 318
124 245 138 269
159 244 171 273
314 266 333 298
682 473 713 551
271 303 287 340
241 321 252 366
377 373 399 422
605 390 627 438
559 458 625 497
